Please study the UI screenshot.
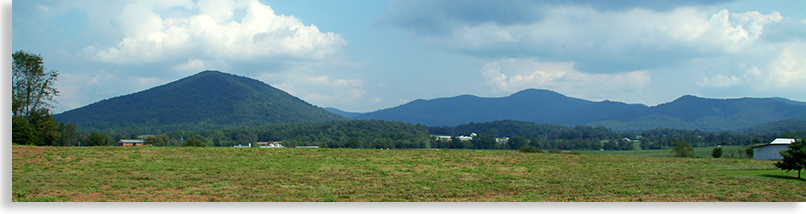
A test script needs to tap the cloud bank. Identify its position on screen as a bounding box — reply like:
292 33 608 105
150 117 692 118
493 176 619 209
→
379 0 805 103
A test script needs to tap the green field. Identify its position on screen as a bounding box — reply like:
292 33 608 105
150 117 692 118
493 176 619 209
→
575 145 751 158
11 145 806 202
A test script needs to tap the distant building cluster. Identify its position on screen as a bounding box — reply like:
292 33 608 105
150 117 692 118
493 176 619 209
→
434 133 477 141
434 133 509 143
233 141 286 148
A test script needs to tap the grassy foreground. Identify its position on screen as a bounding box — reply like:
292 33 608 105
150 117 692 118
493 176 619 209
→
11 145 806 202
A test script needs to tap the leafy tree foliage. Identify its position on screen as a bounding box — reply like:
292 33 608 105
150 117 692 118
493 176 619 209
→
86 132 112 146
507 136 528 150
518 146 542 153
774 138 806 179
11 51 65 146
671 141 695 158
182 137 206 147
12 50 59 121
711 147 723 158
12 117 39 145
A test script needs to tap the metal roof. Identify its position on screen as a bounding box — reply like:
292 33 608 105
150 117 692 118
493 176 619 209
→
770 138 795 144
118 139 144 143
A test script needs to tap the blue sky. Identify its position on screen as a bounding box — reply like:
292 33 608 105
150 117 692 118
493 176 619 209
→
11 0 806 114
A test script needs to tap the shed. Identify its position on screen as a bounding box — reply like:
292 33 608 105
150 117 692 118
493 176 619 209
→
117 139 145 146
753 138 795 160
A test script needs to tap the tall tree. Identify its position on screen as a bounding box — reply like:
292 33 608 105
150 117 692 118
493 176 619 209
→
12 51 59 120
671 141 694 158
12 51 61 146
774 139 806 179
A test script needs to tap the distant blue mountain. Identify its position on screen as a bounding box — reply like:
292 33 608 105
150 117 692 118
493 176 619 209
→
354 89 623 127
353 89 806 132
324 107 362 118
587 95 806 132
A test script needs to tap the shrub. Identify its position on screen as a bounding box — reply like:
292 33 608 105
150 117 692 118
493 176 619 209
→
518 146 542 153
711 147 723 158
181 137 206 147
671 141 694 158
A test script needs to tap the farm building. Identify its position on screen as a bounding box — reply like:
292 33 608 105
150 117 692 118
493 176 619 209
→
233 143 251 148
753 138 795 160
258 141 285 148
117 139 145 146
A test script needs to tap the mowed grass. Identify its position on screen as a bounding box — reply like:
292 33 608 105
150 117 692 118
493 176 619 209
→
12 145 806 202
575 146 750 158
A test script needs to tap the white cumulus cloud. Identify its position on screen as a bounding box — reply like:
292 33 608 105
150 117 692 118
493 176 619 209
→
274 73 367 106
697 41 806 93
89 0 346 69
481 58 651 101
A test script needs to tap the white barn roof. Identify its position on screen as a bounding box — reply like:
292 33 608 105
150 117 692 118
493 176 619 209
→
770 138 795 144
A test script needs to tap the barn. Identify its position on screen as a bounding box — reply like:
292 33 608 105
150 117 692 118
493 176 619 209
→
117 139 145 146
753 138 795 160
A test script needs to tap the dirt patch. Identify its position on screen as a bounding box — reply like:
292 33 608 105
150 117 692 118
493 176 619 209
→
12 145 47 157
38 187 237 202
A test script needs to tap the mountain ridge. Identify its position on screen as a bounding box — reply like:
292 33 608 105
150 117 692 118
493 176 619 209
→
350 90 806 132
53 70 347 133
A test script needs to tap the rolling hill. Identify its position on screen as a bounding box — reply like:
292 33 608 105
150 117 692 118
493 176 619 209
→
352 89 595 127
53 70 347 133
352 89 806 132
587 95 806 132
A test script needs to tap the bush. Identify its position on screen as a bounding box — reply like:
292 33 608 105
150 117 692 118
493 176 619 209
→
671 141 694 158
12 117 39 145
711 147 723 158
547 148 562 154
181 137 206 147
518 146 542 153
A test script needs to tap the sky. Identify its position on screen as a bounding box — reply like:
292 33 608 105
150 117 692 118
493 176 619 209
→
11 0 806 114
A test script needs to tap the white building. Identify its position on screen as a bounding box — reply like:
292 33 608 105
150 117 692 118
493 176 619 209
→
753 138 795 160
233 143 251 148
259 141 285 148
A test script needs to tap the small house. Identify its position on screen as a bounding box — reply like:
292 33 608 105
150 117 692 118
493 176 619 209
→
753 138 795 160
234 143 251 148
259 141 285 148
117 139 145 146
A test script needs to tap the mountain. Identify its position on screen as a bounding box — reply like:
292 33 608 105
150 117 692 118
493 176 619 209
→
324 107 362 118
586 95 806 132
772 97 806 106
534 100 649 126
354 89 806 132
353 89 594 127
53 70 347 133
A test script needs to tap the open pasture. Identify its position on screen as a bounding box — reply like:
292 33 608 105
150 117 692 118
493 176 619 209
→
12 145 805 202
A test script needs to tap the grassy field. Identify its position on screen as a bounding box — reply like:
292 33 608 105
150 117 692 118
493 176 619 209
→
11 145 806 202
575 145 751 158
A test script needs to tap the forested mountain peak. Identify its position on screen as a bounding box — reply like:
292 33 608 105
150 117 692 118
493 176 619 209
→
353 88 806 132
53 70 347 134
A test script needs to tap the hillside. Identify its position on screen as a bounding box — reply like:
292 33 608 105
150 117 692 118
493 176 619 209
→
586 95 806 132
53 70 347 133
353 89 593 127
354 89 806 132
324 107 362 118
